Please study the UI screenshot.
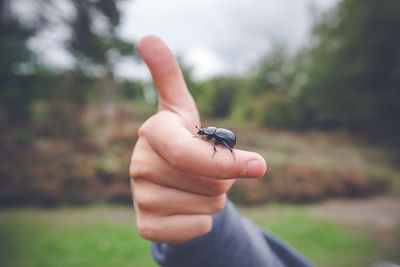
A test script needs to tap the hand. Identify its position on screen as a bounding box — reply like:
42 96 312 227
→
130 35 267 245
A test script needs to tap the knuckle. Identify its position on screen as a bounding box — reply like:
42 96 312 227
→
197 216 213 236
130 145 148 180
130 146 153 180
209 194 226 214
136 217 159 241
136 194 156 211
130 163 151 180
133 184 158 211
138 123 149 138
138 115 157 138
129 163 138 179
208 180 232 196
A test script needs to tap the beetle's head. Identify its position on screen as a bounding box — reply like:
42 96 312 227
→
195 125 205 134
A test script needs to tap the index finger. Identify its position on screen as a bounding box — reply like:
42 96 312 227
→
142 112 267 180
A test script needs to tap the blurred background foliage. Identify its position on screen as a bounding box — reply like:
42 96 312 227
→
1 0 400 266
1 0 399 207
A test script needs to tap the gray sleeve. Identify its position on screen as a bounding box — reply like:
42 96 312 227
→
151 201 313 267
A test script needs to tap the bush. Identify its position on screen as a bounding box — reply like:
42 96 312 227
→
229 163 388 205
106 183 132 204
260 94 301 128
243 92 305 129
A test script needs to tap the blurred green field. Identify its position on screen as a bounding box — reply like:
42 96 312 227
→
0 203 398 267
0 206 156 267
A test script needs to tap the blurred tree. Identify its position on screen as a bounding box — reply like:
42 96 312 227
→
252 46 297 94
0 0 36 129
66 0 138 126
121 80 143 100
207 77 238 118
293 0 400 139
181 63 242 119
0 0 137 140
69 0 136 71
260 0 400 143
243 47 308 126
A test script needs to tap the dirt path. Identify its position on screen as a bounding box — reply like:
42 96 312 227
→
310 197 400 244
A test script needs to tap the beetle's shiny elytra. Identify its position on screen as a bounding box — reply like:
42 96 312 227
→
194 126 236 160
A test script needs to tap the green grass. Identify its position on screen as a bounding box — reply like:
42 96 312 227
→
0 205 396 267
0 207 157 267
240 205 393 267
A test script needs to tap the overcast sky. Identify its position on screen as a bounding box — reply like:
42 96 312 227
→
117 0 340 80
25 0 340 81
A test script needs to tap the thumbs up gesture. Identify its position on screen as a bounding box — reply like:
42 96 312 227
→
130 36 267 245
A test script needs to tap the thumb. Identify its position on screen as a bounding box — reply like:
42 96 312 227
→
137 35 198 117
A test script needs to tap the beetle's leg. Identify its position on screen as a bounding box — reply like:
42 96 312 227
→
212 139 217 158
222 141 235 160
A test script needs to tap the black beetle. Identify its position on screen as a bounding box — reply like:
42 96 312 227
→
194 126 236 160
